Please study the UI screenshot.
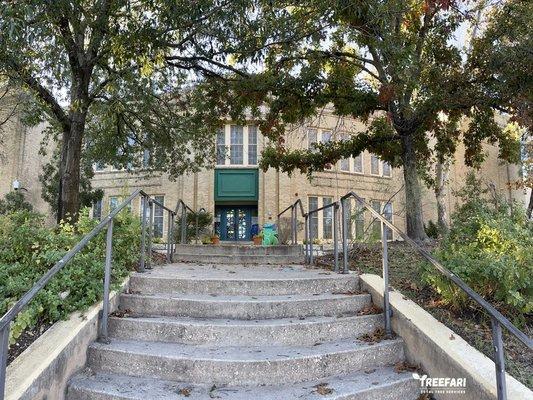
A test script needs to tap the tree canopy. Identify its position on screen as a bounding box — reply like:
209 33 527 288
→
205 0 523 239
0 0 257 221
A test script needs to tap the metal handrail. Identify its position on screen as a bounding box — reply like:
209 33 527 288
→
297 189 532 400
277 199 306 246
0 189 178 399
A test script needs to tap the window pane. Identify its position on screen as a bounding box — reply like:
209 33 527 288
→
371 200 381 239
355 198 365 239
343 198 353 239
230 125 243 164
308 197 319 239
323 197 333 239
354 153 363 173
383 202 393 240
340 133 350 171
216 128 226 165
371 154 380 175
382 161 391 177
307 129 317 151
109 197 119 211
248 125 258 165
93 199 102 220
340 158 350 171
153 195 165 238
321 131 332 143
142 149 150 168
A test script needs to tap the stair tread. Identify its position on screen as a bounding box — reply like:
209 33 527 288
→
134 263 354 280
108 313 382 327
121 292 368 302
89 337 402 362
69 366 419 400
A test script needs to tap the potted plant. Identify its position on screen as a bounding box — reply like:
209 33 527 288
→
211 233 220 245
253 232 263 245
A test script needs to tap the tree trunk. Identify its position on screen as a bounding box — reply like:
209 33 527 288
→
435 160 450 235
57 112 86 222
401 134 428 241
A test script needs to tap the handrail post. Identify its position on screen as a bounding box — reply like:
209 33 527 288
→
382 220 392 337
180 208 187 244
139 196 147 273
99 219 114 344
166 211 172 263
170 213 175 257
292 206 297 244
146 200 153 269
333 202 339 272
341 197 349 274
309 215 314 265
491 318 507 400
0 324 9 400
304 215 309 263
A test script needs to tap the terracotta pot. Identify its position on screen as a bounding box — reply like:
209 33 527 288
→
211 237 220 245
253 236 262 245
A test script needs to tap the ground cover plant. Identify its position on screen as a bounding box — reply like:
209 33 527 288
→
0 208 141 362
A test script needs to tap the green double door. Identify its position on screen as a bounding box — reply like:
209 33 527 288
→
216 206 255 241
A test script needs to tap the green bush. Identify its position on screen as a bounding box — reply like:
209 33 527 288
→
422 174 533 325
424 220 439 239
0 208 141 343
0 191 33 215
175 211 213 243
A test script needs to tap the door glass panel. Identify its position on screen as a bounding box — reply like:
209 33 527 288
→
237 209 247 240
226 209 236 240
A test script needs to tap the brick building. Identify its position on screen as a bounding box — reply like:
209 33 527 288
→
0 106 523 241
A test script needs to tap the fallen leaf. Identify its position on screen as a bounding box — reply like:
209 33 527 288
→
314 383 333 395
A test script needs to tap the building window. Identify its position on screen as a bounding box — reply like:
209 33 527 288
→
248 125 258 165
354 199 365 239
354 153 363 173
382 161 391 177
383 202 393 240
371 200 382 239
230 125 243 165
216 128 226 165
322 197 333 239
307 129 318 151
321 130 332 143
340 133 350 171
308 196 319 239
142 149 150 168
92 199 102 220
371 154 380 175
342 198 352 239
109 196 119 211
153 195 165 238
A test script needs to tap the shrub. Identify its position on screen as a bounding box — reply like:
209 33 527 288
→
422 174 533 325
175 211 213 243
0 208 141 343
0 191 33 215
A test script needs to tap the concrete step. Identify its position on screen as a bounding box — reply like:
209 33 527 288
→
119 292 372 320
68 366 420 400
129 265 359 296
107 313 383 346
87 338 406 386
174 244 303 256
172 253 304 264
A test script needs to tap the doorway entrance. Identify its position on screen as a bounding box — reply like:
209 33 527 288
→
215 205 257 241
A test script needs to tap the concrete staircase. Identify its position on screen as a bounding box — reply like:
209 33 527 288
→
67 246 420 399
